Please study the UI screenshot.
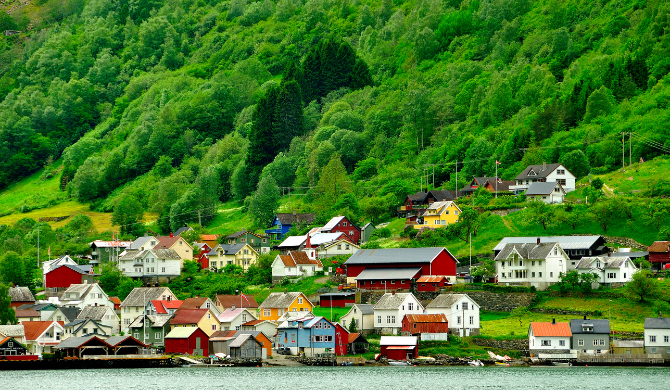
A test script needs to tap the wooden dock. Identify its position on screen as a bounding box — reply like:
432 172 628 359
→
574 353 665 366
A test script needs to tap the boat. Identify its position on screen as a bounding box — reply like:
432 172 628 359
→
551 362 572 367
494 362 510 366
468 360 484 366
340 361 354 366
388 360 409 366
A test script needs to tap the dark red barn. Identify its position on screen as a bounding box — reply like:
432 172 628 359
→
164 327 209 356
401 314 449 335
44 264 96 289
379 336 418 360
416 275 448 292
319 293 355 307
321 216 361 244
345 247 459 289
649 241 670 270
334 323 349 356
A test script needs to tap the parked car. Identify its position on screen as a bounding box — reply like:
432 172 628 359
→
276 347 291 355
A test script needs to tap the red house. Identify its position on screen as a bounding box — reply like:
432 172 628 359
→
416 275 448 292
344 247 459 288
648 241 670 270
321 216 361 244
319 293 355 308
44 264 96 289
401 314 449 336
355 268 422 290
379 336 418 360
165 327 209 356
334 323 349 356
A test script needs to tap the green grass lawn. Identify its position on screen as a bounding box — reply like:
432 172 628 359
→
313 306 351 322
0 159 66 215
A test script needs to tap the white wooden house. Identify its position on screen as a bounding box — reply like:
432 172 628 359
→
340 304 375 335
495 240 570 290
425 294 480 336
574 256 638 286
373 293 424 335
528 320 572 355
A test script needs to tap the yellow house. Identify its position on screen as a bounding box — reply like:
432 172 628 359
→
414 201 462 229
208 243 259 272
257 292 314 322
170 308 221 336
155 234 194 267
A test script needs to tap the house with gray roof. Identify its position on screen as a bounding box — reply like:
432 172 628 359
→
425 294 480 336
495 240 570 290
129 314 173 347
644 317 670 358
120 287 176 335
257 292 314 322
48 306 80 324
61 283 114 309
524 181 566 204
509 162 576 193
17 303 57 321
118 248 182 283
493 236 607 261
570 318 610 354
77 306 120 335
63 318 113 340
0 325 26 344
340 304 375 335
8 286 34 308
373 292 423 335
130 235 158 251
574 256 638 287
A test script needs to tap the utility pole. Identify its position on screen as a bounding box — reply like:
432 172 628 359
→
629 132 632 169
455 161 458 198
622 132 626 172
198 210 202 226
37 227 40 268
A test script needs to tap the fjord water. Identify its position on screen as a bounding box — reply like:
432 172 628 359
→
4 366 670 389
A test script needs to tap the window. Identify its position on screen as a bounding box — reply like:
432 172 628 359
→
313 335 323 342
532 261 535 266
212 324 217 331
349 231 354 236
391 316 396 324
541 340 551 346
207 313 211 319
650 336 657 343
298 297 303 304
557 179 567 186
155 332 162 339
539 272 542 277
469 316 474 325
337 245 342 250
550 272 553 277
391 280 395 284
532 272 535 278
600 339 605 346
608 272 616 279
455 211 459 215
445 210 449 215
345 244 350 250
161 267 165 273
263 309 271 317
519 260 523 266
651 347 658 353
557 169 565 175
408 302 413 311
463 302 468 310
343 222 348 227
457 316 461 324
559 340 565 346
593 340 599 346
665 336 669 343
291 334 295 343
387 316 391 324
578 339 584 346
377 316 382 324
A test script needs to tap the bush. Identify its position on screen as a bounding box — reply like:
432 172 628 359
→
482 284 535 293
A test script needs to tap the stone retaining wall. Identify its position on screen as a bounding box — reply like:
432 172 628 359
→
360 291 536 312
471 338 528 351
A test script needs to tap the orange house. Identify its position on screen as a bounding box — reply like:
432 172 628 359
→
257 292 314 322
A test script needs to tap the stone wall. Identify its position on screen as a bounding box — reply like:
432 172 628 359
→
360 291 536 312
471 338 528 351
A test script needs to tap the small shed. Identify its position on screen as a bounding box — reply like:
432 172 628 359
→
612 340 644 355
54 336 111 358
236 330 272 358
416 276 448 292
380 336 418 360
105 336 149 355
347 333 369 355
209 330 236 355
165 327 209 356
229 333 263 358
401 314 449 336
0 336 28 356
319 293 355 308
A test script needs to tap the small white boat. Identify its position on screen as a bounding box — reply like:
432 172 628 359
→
388 360 409 366
551 362 572 367
468 360 484 366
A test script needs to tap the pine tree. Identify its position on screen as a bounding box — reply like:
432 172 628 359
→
301 48 321 104
319 38 339 96
273 80 304 152
350 59 373 89
334 42 356 89
283 61 304 101
313 154 350 213
246 85 280 186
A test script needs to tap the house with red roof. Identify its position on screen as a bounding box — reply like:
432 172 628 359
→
15 309 41 323
401 314 449 337
416 275 449 292
321 216 361 244
649 241 670 271
155 233 194 265
216 294 259 312
271 251 323 282
23 321 64 355
179 297 220 316
149 299 183 315
528 319 572 355
110 297 122 310
169 308 220 336
0 336 34 360
200 234 220 249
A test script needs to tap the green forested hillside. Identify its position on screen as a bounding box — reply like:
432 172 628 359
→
0 0 668 235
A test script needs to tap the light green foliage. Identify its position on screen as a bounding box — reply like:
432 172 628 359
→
248 175 281 228
112 196 144 236
0 283 16 325
625 270 659 303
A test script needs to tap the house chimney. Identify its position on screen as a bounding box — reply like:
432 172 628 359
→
584 315 587 320
552 318 555 324
284 288 288 294
392 291 395 296
170 232 174 238
537 238 541 245
543 161 547 171
232 304 236 310
305 234 311 249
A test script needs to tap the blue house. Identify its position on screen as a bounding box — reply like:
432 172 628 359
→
276 316 338 356
265 213 316 240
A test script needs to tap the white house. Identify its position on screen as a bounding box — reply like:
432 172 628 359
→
63 318 113 340
60 283 115 309
240 320 277 341
525 182 566 204
644 317 670 358
495 240 570 290
510 162 576 193
130 235 159 251
76 305 120 335
317 239 360 258
218 308 257 331
574 256 638 286
42 255 80 286
23 321 64 355
425 294 480 336
340 304 375 335
373 293 424 335
118 249 182 282
120 287 177 334
271 251 323 282
528 320 572 354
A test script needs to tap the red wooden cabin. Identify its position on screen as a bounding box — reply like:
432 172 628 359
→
401 314 449 335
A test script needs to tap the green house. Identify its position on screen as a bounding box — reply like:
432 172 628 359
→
128 314 173 348
225 230 272 255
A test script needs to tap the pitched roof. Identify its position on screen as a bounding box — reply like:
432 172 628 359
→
380 336 417 346
15 309 41 318
229 333 255 348
461 177 499 193
121 287 173 307
110 297 121 306
569 319 610 334
575 256 635 270
55 307 81 322
175 226 193 236
345 247 456 266
211 243 253 256
258 292 310 309
353 304 375 315
309 232 352 246
8 287 34 302
217 308 249 323
50 263 95 275
216 294 259 309
274 213 316 225
278 251 322 268
644 317 670 329
525 181 564 196
154 235 183 249
278 236 307 248
130 236 157 250
170 309 210 325
322 216 353 231
529 322 572 337
0 325 25 338
165 327 201 339
427 190 458 201
495 242 558 261
373 293 418 310
515 163 565 180
356 267 422 280
23 321 61 341
403 314 447 323
234 330 269 341
493 236 604 252
77 306 110 321
243 320 264 326
201 234 219 241
130 314 173 329
180 297 209 310
485 180 514 192
151 300 183 314
426 294 479 309
406 192 427 202
416 275 447 283
90 240 132 248
54 335 108 349
648 241 670 253
348 333 362 344
225 230 248 239
105 335 148 347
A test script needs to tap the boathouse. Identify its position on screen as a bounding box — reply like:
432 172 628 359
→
165 327 209 356
379 336 418 360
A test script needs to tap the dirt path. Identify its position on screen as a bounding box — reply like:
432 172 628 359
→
603 184 615 197
314 276 330 284
502 217 518 233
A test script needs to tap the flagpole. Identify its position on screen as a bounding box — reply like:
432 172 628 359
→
495 161 498 198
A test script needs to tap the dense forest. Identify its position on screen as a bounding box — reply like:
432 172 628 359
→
0 0 667 234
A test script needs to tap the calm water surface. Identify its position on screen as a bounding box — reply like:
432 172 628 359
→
4 366 670 389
